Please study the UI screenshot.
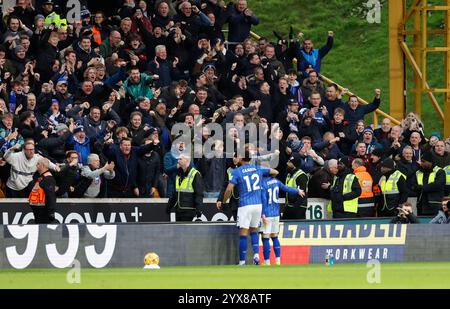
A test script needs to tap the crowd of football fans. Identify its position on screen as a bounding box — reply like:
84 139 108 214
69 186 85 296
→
0 0 449 219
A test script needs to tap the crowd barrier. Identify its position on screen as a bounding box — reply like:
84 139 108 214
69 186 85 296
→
0 221 447 269
0 198 419 225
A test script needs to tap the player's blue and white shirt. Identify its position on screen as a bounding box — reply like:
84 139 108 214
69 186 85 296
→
230 164 270 208
262 177 300 218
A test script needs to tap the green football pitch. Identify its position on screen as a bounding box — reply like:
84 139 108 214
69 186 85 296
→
1 262 450 289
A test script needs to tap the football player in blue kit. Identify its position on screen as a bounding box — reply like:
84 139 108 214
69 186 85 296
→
261 176 305 265
222 151 278 266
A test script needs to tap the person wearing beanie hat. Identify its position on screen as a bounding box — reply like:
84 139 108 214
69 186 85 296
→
80 7 91 20
203 63 216 72
420 151 434 163
289 140 304 153
277 97 301 137
371 148 384 160
35 14 45 22
378 157 409 217
338 156 352 170
66 124 91 165
353 126 382 155
14 45 26 54
55 123 68 134
381 157 396 170
363 127 374 135
280 153 308 220
369 147 384 180
73 124 84 135
367 145 383 187
414 151 446 216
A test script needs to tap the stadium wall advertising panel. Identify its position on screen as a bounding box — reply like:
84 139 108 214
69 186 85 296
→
0 223 449 269
276 223 407 264
0 198 420 224
0 199 233 225
0 224 239 269
0 198 330 224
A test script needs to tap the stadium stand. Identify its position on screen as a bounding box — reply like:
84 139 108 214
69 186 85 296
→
0 0 448 221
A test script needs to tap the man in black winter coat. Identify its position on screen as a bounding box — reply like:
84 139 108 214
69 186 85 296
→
137 137 161 197
103 136 161 198
35 31 59 83
343 89 381 128
54 150 80 197
412 151 446 216
37 123 72 163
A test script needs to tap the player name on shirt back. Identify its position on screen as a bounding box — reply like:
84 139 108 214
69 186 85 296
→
266 179 279 186
242 167 257 173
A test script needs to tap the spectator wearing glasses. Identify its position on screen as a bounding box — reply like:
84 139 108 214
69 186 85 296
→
92 11 109 45
100 30 123 59
56 27 74 50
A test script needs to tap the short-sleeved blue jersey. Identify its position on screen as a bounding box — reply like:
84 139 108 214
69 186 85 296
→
230 164 270 208
262 177 300 217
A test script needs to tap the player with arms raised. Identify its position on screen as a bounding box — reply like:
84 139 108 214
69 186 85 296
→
222 151 278 265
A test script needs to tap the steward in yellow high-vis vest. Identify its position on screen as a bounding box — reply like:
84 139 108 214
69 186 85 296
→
283 153 308 220
430 141 450 196
444 165 450 196
329 158 361 218
378 158 408 217
413 152 446 216
44 12 67 30
167 155 204 221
